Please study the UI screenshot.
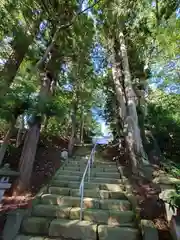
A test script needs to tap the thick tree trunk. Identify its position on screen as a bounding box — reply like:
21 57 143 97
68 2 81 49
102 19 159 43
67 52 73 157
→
18 72 53 191
0 19 41 96
0 121 15 166
18 123 41 191
119 32 145 165
111 32 146 174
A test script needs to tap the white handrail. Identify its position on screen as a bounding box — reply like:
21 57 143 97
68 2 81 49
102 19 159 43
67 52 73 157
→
79 143 97 221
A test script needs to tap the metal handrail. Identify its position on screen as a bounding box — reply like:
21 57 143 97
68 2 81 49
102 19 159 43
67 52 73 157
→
79 143 97 221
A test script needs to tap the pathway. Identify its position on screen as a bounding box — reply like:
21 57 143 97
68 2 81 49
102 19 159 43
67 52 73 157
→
13 149 140 240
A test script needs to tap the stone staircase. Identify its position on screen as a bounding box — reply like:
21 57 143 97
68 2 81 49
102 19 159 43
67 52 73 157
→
14 154 141 240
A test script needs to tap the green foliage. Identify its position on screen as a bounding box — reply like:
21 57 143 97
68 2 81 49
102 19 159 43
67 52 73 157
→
0 0 179 161
146 90 180 163
168 185 180 209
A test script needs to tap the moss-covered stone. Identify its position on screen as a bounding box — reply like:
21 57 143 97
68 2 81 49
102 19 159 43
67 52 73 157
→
98 225 139 240
21 217 51 235
100 199 131 211
49 219 97 239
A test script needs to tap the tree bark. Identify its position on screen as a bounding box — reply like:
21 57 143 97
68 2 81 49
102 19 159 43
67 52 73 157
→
18 122 41 191
68 102 77 156
111 32 146 174
16 115 25 148
119 31 144 155
18 72 53 192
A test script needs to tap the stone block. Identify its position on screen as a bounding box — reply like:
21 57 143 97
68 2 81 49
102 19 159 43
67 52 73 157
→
109 191 127 200
99 190 110 199
50 180 69 188
83 197 100 209
40 194 63 205
68 181 81 189
32 204 70 218
49 219 97 239
62 165 81 170
71 189 100 198
14 236 45 240
140 219 158 240
91 167 105 172
100 199 131 211
56 170 83 177
92 178 122 184
98 225 139 240
96 172 120 179
48 187 70 195
84 209 109 224
69 207 81 220
108 210 134 226
100 183 125 191
15 236 64 240
54 175 80 182
21 217 50 235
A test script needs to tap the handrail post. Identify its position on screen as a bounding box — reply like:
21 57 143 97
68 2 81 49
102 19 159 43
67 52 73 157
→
80 182 84 221
88 158 91 182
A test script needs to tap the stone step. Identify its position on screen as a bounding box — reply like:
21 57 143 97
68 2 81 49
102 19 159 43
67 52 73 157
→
55 170 120 179
48 186 127 199
99 199 131 210
55 170 84 177
50 180 125 191
53 175 81 182
32 205 71 218
15 236 56 240
65 161 117 167
32 205 135 225
21 217 51 235
83 209 135 225
100 183 125 191
98 225 140 240
94 172 120 179
67 159 116 165
49 219 97 239
61 166 86 171
53 175 122 184
62 165 117 171
60 166 119 173
40 194 131 210
91 177 122 184
20 218 139 240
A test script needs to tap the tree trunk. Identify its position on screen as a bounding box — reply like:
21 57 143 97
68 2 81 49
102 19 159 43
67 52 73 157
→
0 121 15 166
18 122 41 192
16 115 25 148
119 31 145 169
17 72 53 191
0 19 41 96
68 103 77 156
111 32 145 174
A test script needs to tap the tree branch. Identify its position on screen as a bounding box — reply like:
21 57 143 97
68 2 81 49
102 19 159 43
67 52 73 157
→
36 0 102 69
